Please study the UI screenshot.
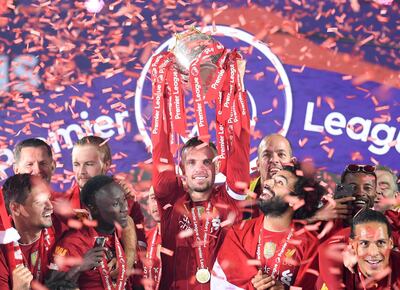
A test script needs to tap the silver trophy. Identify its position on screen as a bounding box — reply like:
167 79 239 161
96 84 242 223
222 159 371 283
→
169 28 222 92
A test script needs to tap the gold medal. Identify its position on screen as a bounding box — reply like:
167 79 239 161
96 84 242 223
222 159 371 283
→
195 268 211 284
264 242 276 259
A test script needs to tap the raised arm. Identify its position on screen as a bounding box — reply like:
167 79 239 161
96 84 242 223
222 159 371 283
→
225 125 250 201
152 107 183 208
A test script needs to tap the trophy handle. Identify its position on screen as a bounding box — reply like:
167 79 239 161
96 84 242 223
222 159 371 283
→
237 59 246 91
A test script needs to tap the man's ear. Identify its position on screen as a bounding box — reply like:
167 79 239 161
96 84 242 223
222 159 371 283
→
51 160 56 174
9 201 21 217
179 161 185 175
86 203 97 215
291 156 297 164
349 238 358 253
389 237 394 249
13 163 20 174
214 157 220 175
103 160 112 174
256 157 260 172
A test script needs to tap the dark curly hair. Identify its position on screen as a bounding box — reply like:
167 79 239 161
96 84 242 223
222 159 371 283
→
281 163 325 220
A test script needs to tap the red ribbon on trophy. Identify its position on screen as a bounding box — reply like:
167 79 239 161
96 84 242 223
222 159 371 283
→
150 51 174 147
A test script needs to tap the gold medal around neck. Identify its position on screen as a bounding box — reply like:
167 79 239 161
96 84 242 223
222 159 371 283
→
264 242 277 259
195 268 211 284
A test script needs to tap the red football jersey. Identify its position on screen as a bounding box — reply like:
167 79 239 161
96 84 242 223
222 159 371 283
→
0 214 67 289
212 215 319 289
152 117 250 290
51 226 127 290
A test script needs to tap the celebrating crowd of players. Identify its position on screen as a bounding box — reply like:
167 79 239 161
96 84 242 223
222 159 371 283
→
0 132 398 290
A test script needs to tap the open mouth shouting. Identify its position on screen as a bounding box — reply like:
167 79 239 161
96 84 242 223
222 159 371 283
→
260 186 275 200
268 166 282 177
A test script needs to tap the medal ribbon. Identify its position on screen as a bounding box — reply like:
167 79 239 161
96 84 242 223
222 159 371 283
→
143 226 161 290
256 227 294 279
190 202 212 272
98 232 127 290
21 227 53 282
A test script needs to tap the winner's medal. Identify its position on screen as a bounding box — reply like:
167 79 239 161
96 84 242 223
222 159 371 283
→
195 268 211 284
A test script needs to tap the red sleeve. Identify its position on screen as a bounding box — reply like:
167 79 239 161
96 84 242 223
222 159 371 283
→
214 221 259 289
0 246 10 290
52 214 69 241
152 110 183 208
294 231 319 287
385 210 400 248
316 228 350 290
225 127 250 201
52 231 89 272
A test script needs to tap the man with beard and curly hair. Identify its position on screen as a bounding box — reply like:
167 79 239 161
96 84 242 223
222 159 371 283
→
212 164 325 289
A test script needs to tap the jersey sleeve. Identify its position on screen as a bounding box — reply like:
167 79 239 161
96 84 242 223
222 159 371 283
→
0 246 10 290
128 200 146 249
294 231 319 288
52 214 69 241
152 109 184 208
225 127 250 201
51 232 87 272
315 228 349 290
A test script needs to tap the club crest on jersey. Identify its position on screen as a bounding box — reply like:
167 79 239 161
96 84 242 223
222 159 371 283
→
263 242 276 259
30 250 38 266
211 217 221 232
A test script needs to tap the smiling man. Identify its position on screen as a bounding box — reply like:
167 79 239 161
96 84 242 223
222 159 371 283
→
252 134 295 196
323 209 400 289
245 134 296 219
0 174 66 289
212 165 324 289
13 138 56 183
341 164 377 222
153 132 249 289
350 210 398 286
